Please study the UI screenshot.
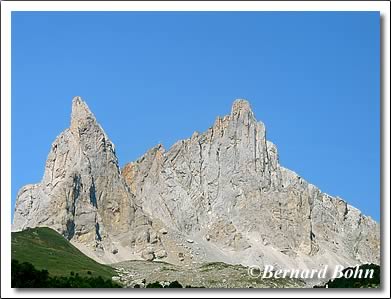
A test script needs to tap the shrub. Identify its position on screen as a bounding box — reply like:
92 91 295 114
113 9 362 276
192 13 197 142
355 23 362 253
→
11 259 121 288
146 281 163 288
165 280 183 288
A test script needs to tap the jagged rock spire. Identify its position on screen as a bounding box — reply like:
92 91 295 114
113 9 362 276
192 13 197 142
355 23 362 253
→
231 98 252 114
70 96 97 132
13 96 165 263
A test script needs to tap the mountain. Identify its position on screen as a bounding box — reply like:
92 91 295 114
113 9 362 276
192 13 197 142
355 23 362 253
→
13 97 380 273
121 99 380 269
13 97 166 263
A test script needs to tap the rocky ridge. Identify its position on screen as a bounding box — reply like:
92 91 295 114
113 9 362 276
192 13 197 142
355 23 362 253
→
13 97 380 272
121 99 380 270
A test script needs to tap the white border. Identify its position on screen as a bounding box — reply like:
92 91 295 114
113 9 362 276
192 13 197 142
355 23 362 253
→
0 0 390 11
1 1 390 298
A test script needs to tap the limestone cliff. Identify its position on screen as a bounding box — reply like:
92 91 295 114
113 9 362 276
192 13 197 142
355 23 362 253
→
13 97 380 270
122 99 380 269
13 97 165 263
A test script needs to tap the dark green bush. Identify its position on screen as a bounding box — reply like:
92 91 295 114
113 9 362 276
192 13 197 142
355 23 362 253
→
12 259 49 288
165 280 183 288
145 280 183 288
146 281 164 288
314 264 380 288
11 259 121 288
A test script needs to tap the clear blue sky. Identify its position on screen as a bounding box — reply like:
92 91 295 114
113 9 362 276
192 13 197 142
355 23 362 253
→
11 12 380 221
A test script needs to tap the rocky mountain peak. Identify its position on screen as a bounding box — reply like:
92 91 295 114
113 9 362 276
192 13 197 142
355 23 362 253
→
121 98 379 269
14 97 380 270
72 96 91 115
228 99 263 141
231 98 251 112
70 96 97 132
231 98 254 119
13 96 166 264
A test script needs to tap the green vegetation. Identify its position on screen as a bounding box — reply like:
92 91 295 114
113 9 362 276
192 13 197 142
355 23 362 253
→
145 281 183 288
199 261 240 272
314 264 380 288
145 281 164 288
11 227 202 288
10 227 309 288
12 259 121 288
11 227 115 280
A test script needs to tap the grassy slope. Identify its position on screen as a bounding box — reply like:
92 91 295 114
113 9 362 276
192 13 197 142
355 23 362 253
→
11 227 115 280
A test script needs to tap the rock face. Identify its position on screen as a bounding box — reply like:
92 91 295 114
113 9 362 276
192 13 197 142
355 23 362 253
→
13 97 165 263
122 99 380 269
13 97 380 271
